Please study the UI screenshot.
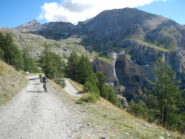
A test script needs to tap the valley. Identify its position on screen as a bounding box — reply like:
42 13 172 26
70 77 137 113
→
0 6 185 137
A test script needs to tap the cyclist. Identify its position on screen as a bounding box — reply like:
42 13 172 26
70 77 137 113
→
42 75 48 92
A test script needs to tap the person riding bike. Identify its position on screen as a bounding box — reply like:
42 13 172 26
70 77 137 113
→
39 74 43 83
42 75 48 92
39 74 48 92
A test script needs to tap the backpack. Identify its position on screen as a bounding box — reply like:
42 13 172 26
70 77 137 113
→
40 77 43 83
43 77 48 83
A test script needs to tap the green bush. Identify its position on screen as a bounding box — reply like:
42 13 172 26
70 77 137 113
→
22 49 38 72
65 52 92 84
54 78 66 87
128 100 151 119
0 48 4 58
84 74 100 102
0 32 38 72
103 85 120 106
84 74 100 95
39 45 65 79
80 93 97 103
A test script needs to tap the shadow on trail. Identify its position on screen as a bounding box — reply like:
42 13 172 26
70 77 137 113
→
33 83 41 85
77 91 84 94
29 78 38 80
27 91 43 93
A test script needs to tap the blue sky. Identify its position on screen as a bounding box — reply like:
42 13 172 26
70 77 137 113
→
138 0 185 25
0 0 184 27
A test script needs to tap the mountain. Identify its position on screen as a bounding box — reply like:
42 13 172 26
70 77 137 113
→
17 20 42 31
25 8 184 52
0 27 92 59
79 8 184 52
33 22 74 40
2 8 185 100
17 21 75 40
78 8 185 99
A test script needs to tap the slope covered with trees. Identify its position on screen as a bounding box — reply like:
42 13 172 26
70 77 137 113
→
0 32 38 72
128 59 185 133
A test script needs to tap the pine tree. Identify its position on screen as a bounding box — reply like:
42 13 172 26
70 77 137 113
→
84 73 100 97
0 33 4 58
39 45 65 79
0 33 23 70
96 72 106 97
65 51 80 81
22 49 38 72
153 59 181 127
77 55 92 84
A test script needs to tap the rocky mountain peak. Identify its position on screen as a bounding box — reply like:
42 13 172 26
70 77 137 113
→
17 20 41 31
18 20 40 27
80 7 171 32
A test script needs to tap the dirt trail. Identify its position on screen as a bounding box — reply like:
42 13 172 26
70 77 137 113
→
0 75 84 139
64 79 80 96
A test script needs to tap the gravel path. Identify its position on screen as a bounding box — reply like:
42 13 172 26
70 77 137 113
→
64 79 80 96
0 75 83 139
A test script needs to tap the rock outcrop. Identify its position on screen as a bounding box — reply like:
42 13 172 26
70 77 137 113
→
93 58 117 83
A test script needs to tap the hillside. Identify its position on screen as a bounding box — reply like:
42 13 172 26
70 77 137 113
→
50 80 185 139
0 60 27 106
0 72 184 138
18 8 184 53
11 8 185 99
0 3 185 138
79 8 182 51
0 28 92 59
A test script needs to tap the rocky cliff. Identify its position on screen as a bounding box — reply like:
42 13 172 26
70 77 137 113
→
82 8 185 99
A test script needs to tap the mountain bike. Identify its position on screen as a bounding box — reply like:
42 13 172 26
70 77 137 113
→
43 82 47 92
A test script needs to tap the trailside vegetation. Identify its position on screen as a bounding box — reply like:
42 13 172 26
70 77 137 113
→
0 32 38 72
38 45 66 86
65 51 120 106
128 59 185 133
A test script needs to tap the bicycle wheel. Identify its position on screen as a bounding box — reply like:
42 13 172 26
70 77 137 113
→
43 83 47 92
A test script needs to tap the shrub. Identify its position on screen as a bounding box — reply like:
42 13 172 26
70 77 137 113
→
65 52 92 84
54 78 66 87
80 93 97 103
39 45 65 79
128 100 150 119
0 32 38 72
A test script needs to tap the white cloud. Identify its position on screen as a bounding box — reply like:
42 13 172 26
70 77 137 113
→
38 0 167 24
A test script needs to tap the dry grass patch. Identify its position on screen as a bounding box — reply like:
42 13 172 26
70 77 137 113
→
68 79 84 94
49 77 185 139
0 61 27 106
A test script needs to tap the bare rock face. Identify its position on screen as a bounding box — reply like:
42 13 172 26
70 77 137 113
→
17 20 75 40
17 20 42 31
31 22 75 40
93 58 117 83
115 54 146 100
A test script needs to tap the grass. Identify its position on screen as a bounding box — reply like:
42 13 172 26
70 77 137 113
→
127 39 176 52
81 98 185 139
68 79 84 94
0 60 27 106
97 56 114 63
125 53 132 61
50 79 185 139
79 93 97 103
